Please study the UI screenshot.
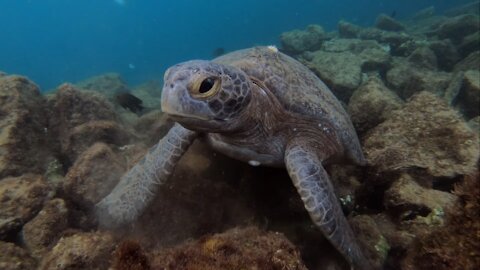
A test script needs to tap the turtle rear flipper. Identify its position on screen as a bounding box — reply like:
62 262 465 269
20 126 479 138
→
285 142 371 270
95 123 197 228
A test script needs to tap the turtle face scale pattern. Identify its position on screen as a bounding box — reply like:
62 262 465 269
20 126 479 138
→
161 60 252 132
96 47 371 270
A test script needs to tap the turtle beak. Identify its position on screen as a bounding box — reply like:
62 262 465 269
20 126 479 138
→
161 81 212 121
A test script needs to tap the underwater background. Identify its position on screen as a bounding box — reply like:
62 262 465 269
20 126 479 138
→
0 0 479 270
0 0 473 90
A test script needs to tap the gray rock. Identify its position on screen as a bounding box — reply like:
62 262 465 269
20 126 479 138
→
453 50 480 72
39 231 115 270
64 143 127 208
280 24 326 54
22 199 69 259
76 73 129 99
453 70 480 118
384 174 457 222
458 31 480 57
375 13 405 31
428 39 460 71
348 76 403 135
338 20 363 38
364 91 480 178
437 14 480 43
386 57 451 99
0 241 37 270
407 46 438 69
0 75 52 179
0 174 51 239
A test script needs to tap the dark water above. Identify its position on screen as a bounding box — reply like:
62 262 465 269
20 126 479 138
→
0 0 472 90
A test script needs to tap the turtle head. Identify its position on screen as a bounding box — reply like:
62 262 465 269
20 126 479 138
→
161 60 252 132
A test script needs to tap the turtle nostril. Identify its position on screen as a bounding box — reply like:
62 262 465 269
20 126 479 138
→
199 77 215 93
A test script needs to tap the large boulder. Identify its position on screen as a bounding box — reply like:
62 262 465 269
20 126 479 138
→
280 24 326 54
0 75 52 178
364 91 479 178
386 57 451 99
348 76 403 135
305 39 390 101
0 174 51 240
76 72 129 99
436 14 480 43
47 84 131 161
149 226 307 270
0 241 37 270
22 198 69 259
39 231 115 270
375 14 405 31
63 143 127 208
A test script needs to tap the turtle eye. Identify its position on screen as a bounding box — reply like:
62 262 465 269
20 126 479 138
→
190 76 221 99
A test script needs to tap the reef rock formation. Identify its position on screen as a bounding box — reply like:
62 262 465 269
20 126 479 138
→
348 75 403 135
39 231 115 270
280 24 326 55
0 75 52 178
22 198 69 259
76 72 130 99
149 226 307 270
0 174 51 240
364 91 479 178
0 241 37 270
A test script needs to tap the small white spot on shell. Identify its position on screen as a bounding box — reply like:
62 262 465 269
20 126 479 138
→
293 128 297 132
318 123 322 127
248 160 261 166
267 45 278 52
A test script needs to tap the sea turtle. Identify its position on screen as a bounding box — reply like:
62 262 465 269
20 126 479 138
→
96 46 370 269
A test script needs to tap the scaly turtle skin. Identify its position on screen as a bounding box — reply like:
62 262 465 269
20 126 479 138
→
96 46 370 269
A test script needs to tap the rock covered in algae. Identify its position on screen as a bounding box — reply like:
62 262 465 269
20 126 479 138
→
280 24 326 54
47 84 121 160
364 91 479 178
384 174 458 222
0 241 36 270
350 215 390 269
0 174 51 239
75 72 130 99
375 13 405 31
39 231 115 270
64 142 127 208
402 171 480 270
149 226 307 270
348 75 403 135
22 198 69 259
386 57 451 99
436 14 480 43
0 75 52 178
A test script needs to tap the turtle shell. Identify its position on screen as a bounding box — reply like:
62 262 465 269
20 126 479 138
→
213 46 365 165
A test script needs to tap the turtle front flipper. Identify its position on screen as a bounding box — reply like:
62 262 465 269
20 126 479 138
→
284 143 371 270
95 123 197 228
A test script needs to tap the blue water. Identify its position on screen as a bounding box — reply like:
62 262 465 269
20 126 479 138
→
0 0 471 90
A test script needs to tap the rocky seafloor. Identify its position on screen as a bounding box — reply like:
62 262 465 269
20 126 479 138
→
1 2 479 270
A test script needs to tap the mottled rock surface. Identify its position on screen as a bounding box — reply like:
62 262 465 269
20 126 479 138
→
280 24 326 54
436 14 480 43
453 50 480 72
39 231 115 270
350 215 390 269
150 226 307 270
385 174 458 221
64 143 127 208
47 84 120 160
76 72 129 99
348 76 403 135
0 75 52 178
131 80 162 109
22 198 69 259
375 14 405 31
364 92 479 177
0 241 36 270
0 174 50 239
386 57 451 99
